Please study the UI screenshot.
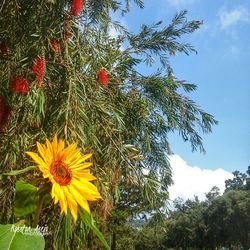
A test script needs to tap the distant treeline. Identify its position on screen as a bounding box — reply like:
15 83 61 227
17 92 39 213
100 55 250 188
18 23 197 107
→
110 167 250 250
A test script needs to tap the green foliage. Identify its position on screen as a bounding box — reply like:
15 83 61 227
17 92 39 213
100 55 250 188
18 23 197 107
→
111 221 136 250
205 185 220 202
79 208 110 250
128 10 201 68
206 190 250 249
53 214 74 250
225 170 249 191
14 181 38 217
0 224 45 250
134 214 169 250
133 176 250 250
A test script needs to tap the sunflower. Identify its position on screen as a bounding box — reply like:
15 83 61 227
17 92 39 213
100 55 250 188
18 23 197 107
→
26 136 101 221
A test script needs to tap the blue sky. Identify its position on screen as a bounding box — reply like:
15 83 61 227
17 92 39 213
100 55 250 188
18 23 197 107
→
113 0 250 175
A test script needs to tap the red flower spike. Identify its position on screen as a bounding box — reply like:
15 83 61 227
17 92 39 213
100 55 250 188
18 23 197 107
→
11 76 29 94
70 0 83 17
32 57 46 83
97 69 108 87
51 40 61 54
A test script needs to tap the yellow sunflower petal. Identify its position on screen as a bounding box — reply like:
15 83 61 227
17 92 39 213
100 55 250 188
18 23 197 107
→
71 170 97 181
71 179 102 200
52 135 58 159
77 197 90 214
53 183 67 215
71 183 98 201
69 162 92 170
51 183 59 204
46 139 53 159
65 148 81 161
43 172 50 179
61 187 68 215
68 185 90 213
57 139 65 153
48 174 56 184
36 142 45 158
80 180 102 194
26 151 45 166
37 142 51 165
68 153 92 165
67 156 90 168
82 153 92 161
67 192 78 222
60 143 78 161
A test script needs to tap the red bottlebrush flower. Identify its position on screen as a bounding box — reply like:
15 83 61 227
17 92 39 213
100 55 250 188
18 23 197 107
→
51 40 61 54
97 69 108 87
70 0 83 16
0 96 11 130
11 76 29 94
32 57 46 83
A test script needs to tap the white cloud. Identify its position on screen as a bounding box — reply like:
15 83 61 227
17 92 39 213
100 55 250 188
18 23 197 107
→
166 0 198 7
168 154 233 201
218 6 250 30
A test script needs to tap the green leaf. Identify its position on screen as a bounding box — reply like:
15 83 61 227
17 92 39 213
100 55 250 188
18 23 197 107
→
79 209 110 250
0 224 45 250
1 166 36 177
14 181 38 217
114 185 120 204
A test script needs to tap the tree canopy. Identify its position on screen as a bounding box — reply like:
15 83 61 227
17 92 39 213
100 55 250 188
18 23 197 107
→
132 168 250 250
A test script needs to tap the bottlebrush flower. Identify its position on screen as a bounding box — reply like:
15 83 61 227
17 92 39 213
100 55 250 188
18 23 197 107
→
70 0 83 17
0 96 11 130
97 69 108 87
51 40 61 54
11 76 29 94
26 135 102 221
32 57 46 83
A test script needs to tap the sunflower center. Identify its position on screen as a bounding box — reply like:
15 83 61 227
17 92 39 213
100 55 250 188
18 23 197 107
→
50 161 71 186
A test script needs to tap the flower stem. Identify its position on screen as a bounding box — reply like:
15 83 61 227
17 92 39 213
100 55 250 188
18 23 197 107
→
32 184 50 228
32 193 45 228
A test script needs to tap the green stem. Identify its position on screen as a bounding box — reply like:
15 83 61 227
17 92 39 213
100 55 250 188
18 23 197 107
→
32 184 51 228
1 166 36 177
32 193 45 228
